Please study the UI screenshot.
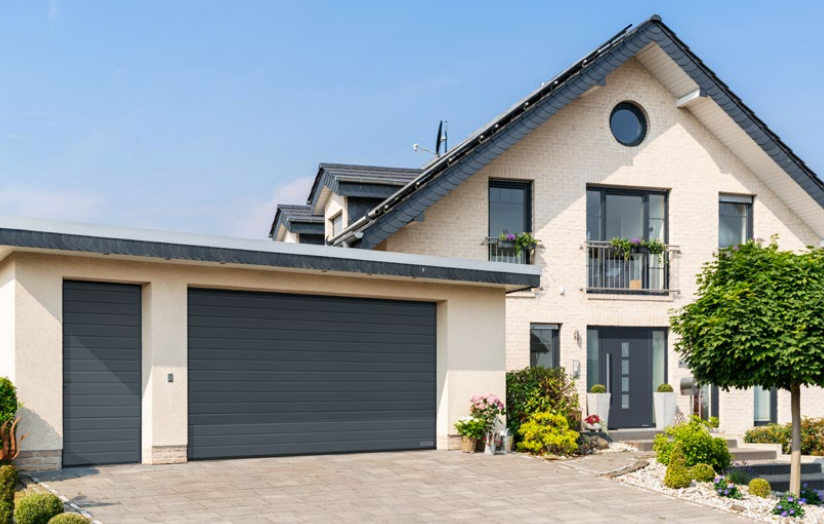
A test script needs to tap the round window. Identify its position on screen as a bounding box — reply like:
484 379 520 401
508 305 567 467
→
610 102 647 147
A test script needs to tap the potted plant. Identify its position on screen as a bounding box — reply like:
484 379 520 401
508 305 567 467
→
454 416 485 453
0 377 27 462
470 393 506 455
583 414 602 431
586 384 610 430
653 383 677 429
498 231 540 256
497 231 517 249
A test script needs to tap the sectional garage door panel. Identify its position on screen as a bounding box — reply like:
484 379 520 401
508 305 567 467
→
187 288 436 460
63 281 141 467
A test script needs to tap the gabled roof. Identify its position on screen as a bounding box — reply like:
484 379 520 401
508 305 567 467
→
307 163 421 215
269 204 324 240
333 15 824 249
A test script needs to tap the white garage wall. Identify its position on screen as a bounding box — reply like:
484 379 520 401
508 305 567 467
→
7 251 508 469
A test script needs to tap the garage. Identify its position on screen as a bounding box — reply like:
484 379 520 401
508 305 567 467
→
187 288 437 460
62 280 142 467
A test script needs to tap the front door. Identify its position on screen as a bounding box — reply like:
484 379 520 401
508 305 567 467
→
599 327 654 429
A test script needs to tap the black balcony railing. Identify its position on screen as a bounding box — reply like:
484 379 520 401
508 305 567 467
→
585 241 678 293
487 237 533 264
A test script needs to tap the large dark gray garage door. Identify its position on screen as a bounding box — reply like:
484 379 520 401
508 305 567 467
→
187 288 436 460
63 281 141 467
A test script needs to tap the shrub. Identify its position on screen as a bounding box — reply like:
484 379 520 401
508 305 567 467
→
0 465 17 524
515 412 578 456
470 393 505 433
590 384 606 394
689 463 715 482
14 493 64 524
656 384 674 393
801 483 824 506
506 367 581 440
744 418 824 456
0 378 18 426
773 492 805 519
663 442 691 489
48 515 90 524
748 478 772 498
726 462 755 485
714 476 743 499
653 416 731 472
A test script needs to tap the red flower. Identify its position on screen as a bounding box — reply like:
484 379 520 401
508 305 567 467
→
584 414 601 425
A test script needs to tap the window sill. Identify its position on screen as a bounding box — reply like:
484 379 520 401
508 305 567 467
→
585 292 675 302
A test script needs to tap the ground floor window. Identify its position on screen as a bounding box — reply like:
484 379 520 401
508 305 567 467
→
530 324 559 368
754 386 777 425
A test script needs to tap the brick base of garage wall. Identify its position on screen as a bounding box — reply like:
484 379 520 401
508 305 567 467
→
150 445 187 464
14 450 62 472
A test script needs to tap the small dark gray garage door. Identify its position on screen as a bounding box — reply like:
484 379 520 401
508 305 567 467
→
63 281 141 467
187 288 436 460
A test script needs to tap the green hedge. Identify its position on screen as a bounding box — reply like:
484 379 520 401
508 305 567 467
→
744 418 824 456
506 367 581 440
0 378 17 426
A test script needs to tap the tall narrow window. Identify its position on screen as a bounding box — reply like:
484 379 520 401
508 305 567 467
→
754 386 777 426
330 213 343 237
489 181 531 238
719 194 753 248
586 328 600 390
530 324 559 368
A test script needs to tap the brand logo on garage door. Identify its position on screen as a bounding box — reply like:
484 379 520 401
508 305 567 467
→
420 441 433 447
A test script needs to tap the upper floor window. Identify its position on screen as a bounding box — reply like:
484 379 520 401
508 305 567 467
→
530 324 560 368
586 187 671 293
719 194 753 248
488 181 533 263
489 180 531 238
610 102 647 147
586 187 667 243
330 213 343 238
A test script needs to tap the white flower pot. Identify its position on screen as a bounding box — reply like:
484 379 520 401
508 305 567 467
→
587 393 611 430
653 391 677 430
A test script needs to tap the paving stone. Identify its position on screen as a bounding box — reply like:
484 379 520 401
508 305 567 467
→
29 451 753 523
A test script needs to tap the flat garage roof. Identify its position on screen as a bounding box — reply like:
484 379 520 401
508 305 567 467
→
0 216 540 291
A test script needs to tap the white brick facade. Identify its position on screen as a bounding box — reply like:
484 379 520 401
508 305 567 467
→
376 58 824 435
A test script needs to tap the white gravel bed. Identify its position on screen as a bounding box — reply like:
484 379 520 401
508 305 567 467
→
603 442 638 453
617 460 824 523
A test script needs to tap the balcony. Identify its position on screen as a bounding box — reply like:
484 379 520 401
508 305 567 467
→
585 240 679 294
487 237 534 264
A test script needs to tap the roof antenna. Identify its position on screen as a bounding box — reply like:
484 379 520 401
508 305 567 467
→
413 120 448 157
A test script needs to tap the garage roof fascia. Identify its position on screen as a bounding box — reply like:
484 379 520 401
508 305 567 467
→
337 15 824 249
0 216 539 290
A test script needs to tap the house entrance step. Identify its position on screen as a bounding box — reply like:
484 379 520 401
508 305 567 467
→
743 461 822 476
731 448 778 461
624 438 738 453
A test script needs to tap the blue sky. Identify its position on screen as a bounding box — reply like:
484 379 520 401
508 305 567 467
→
2 1 823 238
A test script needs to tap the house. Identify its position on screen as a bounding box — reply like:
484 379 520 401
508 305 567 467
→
271 15 824 436
0 216 538 470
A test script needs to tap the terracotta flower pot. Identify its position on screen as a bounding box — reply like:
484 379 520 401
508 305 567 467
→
460 436 477 453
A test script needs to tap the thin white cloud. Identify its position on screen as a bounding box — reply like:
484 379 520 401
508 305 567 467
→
225 177 314 239
47 0 58 22
0 185 103 222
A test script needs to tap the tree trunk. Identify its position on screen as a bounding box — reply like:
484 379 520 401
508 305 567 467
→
789 382 802 496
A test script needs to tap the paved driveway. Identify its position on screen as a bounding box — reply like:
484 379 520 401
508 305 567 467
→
35 451 750 524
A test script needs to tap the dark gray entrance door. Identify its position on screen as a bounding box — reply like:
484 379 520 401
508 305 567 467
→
63 281 142 467
599 327 653 429
187 288 436 460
